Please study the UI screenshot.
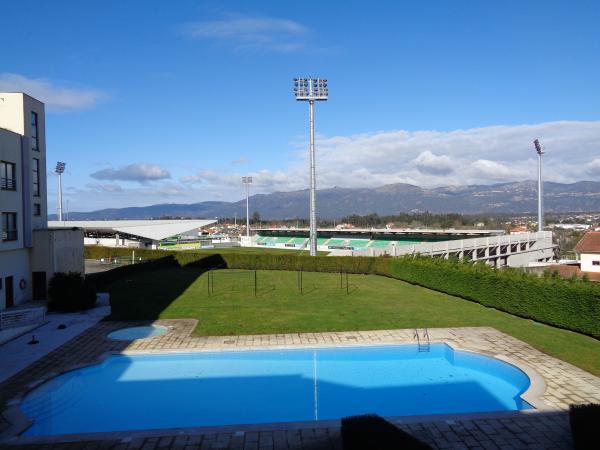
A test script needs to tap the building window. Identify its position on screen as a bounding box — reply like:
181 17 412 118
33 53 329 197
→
0 161 16 190
32 158 40 197
31 111 39 151
1 212 17 241
593 261 600 266
34 203 41 216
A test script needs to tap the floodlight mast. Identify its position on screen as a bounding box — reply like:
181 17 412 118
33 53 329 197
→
293 78 328 256
55 161 66 222
533 139 545 232
242 176 253 237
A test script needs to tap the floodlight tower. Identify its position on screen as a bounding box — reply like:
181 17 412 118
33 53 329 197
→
242 176 253 237
55 161 66 222
293 77 328 256
533 139 545 232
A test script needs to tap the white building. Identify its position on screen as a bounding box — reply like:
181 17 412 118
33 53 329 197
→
0 92 83 311
574 231 600 273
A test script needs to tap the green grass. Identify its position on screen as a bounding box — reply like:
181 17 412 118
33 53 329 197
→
107 267 600 376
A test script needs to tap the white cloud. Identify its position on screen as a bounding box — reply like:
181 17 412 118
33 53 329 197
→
182 15 309 52
585 158 600 175
90 163 171 183
411 151 454 175
67 120 600 211
0 73 106 111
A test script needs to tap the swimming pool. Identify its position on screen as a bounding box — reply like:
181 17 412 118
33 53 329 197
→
20 344 531 436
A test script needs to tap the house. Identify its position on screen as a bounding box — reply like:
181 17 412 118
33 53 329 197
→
574 231 600 273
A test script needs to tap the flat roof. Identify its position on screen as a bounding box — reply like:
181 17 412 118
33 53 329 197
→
48 219 216 241
254 227 505 237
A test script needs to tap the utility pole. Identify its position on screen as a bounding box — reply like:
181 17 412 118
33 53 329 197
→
55 161 66 221
242 176 253 237
533 139 545 232
293 77 328 256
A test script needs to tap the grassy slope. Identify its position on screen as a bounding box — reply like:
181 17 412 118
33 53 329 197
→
107 267 600 376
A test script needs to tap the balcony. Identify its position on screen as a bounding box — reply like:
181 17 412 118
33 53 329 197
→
0 177 16 191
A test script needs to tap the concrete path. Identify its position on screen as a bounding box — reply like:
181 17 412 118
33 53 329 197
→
0 295 110 384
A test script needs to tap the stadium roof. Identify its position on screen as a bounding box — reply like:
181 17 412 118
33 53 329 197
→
48 219 216 241
254 227 505 237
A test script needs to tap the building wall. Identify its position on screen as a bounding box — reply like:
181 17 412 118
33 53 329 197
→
32 229 85 283
0 92 49 310
0 249 31 309
0 129 24 252
580 253 600 273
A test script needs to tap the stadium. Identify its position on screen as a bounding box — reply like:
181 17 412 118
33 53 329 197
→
247 227 555 267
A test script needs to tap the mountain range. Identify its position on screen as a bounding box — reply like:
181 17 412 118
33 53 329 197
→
54 181 600 221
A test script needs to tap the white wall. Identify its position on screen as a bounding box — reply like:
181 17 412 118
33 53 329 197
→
580 253 600 273
0 249 31 309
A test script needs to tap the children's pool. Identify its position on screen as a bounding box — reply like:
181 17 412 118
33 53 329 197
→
21 344 531 436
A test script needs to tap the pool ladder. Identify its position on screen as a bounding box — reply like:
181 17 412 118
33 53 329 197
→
414 328 430 352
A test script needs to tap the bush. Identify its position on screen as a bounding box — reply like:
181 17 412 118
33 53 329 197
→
388 256 600 338
570 404 600 450
48 272 96 311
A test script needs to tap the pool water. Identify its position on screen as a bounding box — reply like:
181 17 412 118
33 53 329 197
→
107 326 168 341
21 344 531 436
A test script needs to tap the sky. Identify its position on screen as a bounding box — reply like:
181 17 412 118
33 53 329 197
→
1 0 600 213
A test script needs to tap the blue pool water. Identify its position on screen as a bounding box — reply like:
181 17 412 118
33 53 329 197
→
21 344 531 436
107 325 168 341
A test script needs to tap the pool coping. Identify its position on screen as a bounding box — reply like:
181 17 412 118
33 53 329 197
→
0 338 551 445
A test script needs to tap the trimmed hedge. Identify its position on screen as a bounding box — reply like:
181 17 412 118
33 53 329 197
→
85 246 600 338
48 272 96 311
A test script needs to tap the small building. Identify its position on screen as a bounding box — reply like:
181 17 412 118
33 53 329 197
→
574 231 600 273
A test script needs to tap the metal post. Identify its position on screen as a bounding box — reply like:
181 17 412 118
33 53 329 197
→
207 270 210 296
538 151 544 232
57 172 63 221
534 139 545 232
309 94 317 257
246 181 250 237
346 272 349 295
211 269 214 293
254 270 257 297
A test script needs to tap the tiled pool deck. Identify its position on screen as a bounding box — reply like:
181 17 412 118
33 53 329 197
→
1 321 599 449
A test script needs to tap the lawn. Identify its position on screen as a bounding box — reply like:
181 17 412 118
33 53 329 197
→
107 267 600 376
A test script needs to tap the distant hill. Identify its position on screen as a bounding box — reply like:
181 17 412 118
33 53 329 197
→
52 180 600 220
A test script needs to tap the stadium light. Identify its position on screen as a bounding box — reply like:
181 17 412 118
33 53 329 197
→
55 161 66 222
293 77 328 256
533 139 545 232
242 176 253 237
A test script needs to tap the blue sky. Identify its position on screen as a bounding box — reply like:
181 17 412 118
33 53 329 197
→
2 0 600 213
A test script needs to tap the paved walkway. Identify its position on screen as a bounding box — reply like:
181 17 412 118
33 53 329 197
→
0 297 110 383
1 322 599 449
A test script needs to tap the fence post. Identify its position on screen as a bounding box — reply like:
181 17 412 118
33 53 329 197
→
300 269 303 295
211 268 214 293
346 272 349 295
207 270 211 296
340 270 342 289
254 270 257 297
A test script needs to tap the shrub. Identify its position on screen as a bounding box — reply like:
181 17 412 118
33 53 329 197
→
48 272 96 311
570 404 600 450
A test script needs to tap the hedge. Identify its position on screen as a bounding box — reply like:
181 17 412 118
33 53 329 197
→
85 246 600 338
